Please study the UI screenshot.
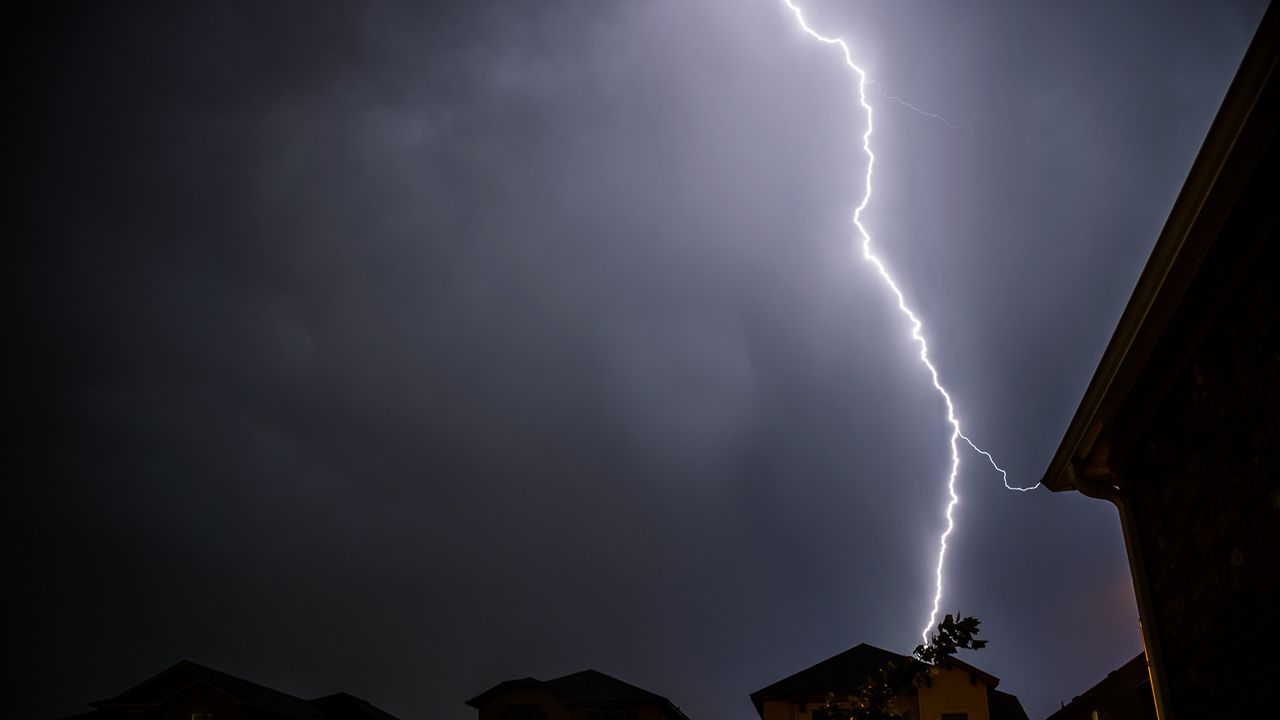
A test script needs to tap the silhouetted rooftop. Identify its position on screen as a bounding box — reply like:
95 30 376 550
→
1046 653 1154 720
311 692 406 720
93 660 324 720
749 643 1026 720
988 690 1030 720
72 660 398 720
749 643 908 715
468 668 689 720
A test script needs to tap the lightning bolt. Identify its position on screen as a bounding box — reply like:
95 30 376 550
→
775 0 1040 644
866 79 977 129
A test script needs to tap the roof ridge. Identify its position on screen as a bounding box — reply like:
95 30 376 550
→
549 669 665 698
96 660 322 720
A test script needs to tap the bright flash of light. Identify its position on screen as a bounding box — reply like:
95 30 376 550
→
775 0 1040 644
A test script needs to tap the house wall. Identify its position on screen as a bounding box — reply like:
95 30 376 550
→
475 690 670 720
629 707 668 720
160 682 241 720
570 706 667 720
1116 230 1280 716
474 689 572 720
760 697 798 720
761 692 924 720
915 666 990 720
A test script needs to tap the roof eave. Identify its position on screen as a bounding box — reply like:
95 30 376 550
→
1041 2 1279 493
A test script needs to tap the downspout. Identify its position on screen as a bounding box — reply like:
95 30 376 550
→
1066 463 1174 720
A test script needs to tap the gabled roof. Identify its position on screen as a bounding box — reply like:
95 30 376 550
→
83 660 399 720
311 692 405 720
748 643 910 716
934 656 1000 689
544 669 672 707
467 669 689 720
749 644 1010 719
465 676 553 707
92 660 324 720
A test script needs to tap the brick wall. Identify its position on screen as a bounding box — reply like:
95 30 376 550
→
1119 233 1279 716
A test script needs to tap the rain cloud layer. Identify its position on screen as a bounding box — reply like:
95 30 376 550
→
10 1 1268 719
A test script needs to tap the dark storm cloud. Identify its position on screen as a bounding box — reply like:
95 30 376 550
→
9 2 1268 720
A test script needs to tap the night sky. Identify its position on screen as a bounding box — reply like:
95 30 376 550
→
9 2 1269 719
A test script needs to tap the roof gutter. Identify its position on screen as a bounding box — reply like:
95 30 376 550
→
1065 465 1173 720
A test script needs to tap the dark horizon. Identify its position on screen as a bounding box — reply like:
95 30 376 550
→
9 2 1270 719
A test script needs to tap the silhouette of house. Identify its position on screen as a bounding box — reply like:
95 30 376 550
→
749 643 1028 720
1039 4 1278 719
467 669 690 720
59 660 401 720
1046 653 1155 720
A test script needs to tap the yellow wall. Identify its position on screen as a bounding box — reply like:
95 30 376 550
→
760 698 795 720
915 665 990 720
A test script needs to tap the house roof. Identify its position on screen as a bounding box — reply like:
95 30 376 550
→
467 669 689 720
543 670 674 707
749 643 909 714
92 660 325 720
84 660 398 720
1040 2 1279 493
749 644 1016 720
934 657 1000 690
311 692 406 720
1045 653 1154 720
988 690 1030 720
